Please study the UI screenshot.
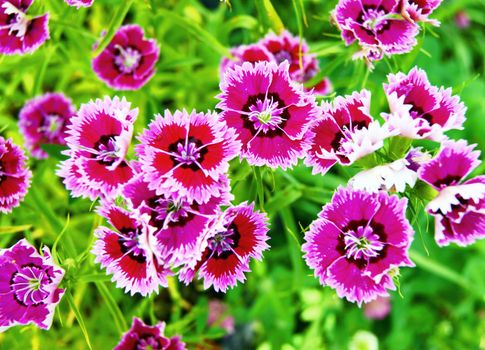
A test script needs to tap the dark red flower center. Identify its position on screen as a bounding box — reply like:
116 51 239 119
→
168 137 208 171
136 335 162 350
94 134 121 165
209 223 241 260
242 93 289 138
343 226 384 260
39 114 64 140
118 227 147 263
10 264 52 306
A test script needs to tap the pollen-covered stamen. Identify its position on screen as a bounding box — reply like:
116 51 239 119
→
248 97 284 133
114 45 142 74
208 228 235 256
96 137 120 164
344 226 384 260
1 2 29 39
38 114 64 139
173 141 201 166
11 265 50 306
118 227 147 262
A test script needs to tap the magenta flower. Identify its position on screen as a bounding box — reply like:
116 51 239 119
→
19 92 76 159
57 96 137 200
92 203 172 296
0 0 49 55
332 0 419 62
136 109 240 204
305 90 394 175
0 137 31 213
221 31 333 95
114 317 186 350
399 0 442 25
92 24 159 90
302 187 414 305
64 0 93 8
363 296 391 320
217 61 318 169
418 140 485 247
0 239 65 331
180 202 270 293
123 171 231 267
383 67 466 141
207 299 235 334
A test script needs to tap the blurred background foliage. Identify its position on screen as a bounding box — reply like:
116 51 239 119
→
1 0 485 349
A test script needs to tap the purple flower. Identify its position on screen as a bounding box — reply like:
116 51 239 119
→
19 92 76 159
305 90 395 175
114 317 186 350
383 67 466 141
136 109 240 204
123 170 232 267
92 203 172 296
180 202 270 293
217 61 318 169
302 187 414 305
363 296 391 320
64 0 93 8
57 96 137 200
332 0 419 62
399 0 442 25
0 0 49 55
0 239 65 331
418 140 485 247
0 136 31 213
92 24 159 90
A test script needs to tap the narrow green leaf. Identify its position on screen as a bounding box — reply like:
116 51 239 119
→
40 144 69 160
65 291 93 350
266 186 302 217
95 282 128 334
0 225 32 235
255 0 285 33
253 167 265 211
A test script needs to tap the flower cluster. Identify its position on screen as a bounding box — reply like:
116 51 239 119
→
0 239 65 331
221 30 333 95
332 0 442 63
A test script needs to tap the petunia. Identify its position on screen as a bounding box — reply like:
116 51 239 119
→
92 203 172 296
180 202 270 293
302 187 414 305
123 170 232 267
0 137 31 213
64 0 94 8
136 109 240 204
383 66 466 141
57 96 137 200
0 0 49 55
418 140 485 246
114 317 186 350
305 90 394 175
399 0 442 25
18 92 76 159
92 24 159 90
332 0 419 62
217 61 318 169
0 239 65 331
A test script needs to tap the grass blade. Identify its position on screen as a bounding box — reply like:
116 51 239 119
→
65 291 93 350
95 282 128 334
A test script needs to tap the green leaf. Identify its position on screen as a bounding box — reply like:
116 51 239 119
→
95 282 128 334
255 0 285 34
0 225 32 235
65 291 93 350
40 144 69 161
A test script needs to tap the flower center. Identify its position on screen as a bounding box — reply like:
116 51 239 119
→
248 98 284 133
173 141 200 166
118 227 146 263
96 136 120 164
136 336 161 350
11 265 50 306
39 114 63 139
274 50 292 64
343 226 384 260
153 197 191 225
208 228 235 256
362 8 388 32
2 2 29 39
114 45 142 74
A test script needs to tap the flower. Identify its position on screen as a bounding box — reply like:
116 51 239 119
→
57 96 137 200
114 317 186 350
454 10 470 29
302 187 414 305
399 0 442 25
0 239 65 331
92 24 159 90
123 171 232 267
305 90 393 175
383 66 466 141
418 140 485 247
332 0 419 62
220 31 333 95
0 0 49 55
92 203 172 296
64 0 93 8
217 61 318 169
0 137 31 213
18 92 76 159
363 296 391 320
180 202 270 293
207 299 235 334
349 157 418 193
136 109 240 204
